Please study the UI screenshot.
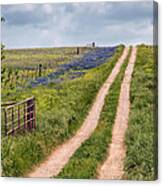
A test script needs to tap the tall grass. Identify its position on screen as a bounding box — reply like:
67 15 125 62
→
56 47 131 179
1 46 124 177
123 45 157 180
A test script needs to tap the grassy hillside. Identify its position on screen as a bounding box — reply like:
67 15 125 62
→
1 46 124 177
123 45 158 180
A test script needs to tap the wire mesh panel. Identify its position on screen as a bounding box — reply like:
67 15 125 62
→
2 97 36 136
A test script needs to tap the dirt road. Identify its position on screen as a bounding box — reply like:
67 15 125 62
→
98 46 137 180
28 47 129 178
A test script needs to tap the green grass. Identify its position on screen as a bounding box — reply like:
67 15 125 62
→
3 47 90 68
123 45 157 180
1 47 91 97
1 46 124 177
56 47 131 179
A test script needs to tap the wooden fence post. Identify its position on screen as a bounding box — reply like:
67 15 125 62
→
33 98 36 129
27 98 34 130
4 108 7 136
24 103 27 130
18 105 20 130
12 107 15 135
77 47 80 55
38 64 42 77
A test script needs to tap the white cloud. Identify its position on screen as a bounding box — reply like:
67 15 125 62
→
1 1 155 48
4 4 36 13
102 21 153 45
42 4 54 14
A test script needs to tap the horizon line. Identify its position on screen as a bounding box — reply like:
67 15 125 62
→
4 42 155 50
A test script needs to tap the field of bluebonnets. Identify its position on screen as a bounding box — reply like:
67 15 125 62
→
1 45 123 177
1 47 89 98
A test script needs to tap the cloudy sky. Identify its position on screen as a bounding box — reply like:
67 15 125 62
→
1 1 155 49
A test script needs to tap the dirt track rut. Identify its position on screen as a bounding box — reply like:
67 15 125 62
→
98 46 137 180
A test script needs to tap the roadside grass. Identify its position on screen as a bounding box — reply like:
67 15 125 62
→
1 46 124 177
123 45 157 180
56 47 131 179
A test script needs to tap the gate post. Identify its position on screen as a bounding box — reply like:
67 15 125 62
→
27 98 34 130
4 108 7 136
33 98 36 129
11 107 15 135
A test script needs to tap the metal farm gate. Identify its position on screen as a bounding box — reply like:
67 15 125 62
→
2 97 36 136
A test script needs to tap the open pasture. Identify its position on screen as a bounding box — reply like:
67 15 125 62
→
1 47 91 97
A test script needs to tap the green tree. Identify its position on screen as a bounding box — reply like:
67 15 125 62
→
1 16 5 61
